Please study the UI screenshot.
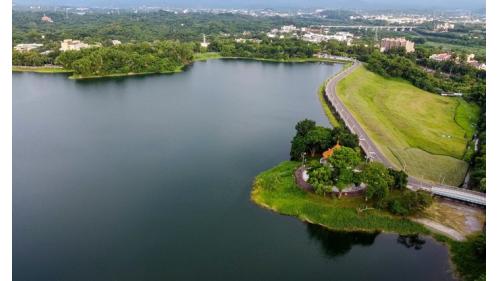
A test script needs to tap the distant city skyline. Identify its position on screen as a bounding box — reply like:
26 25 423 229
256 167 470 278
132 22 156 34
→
13 0 486 10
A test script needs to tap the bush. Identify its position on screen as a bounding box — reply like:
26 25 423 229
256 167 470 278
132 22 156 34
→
388 169 408 190
308 166 334 195
385 191 433 216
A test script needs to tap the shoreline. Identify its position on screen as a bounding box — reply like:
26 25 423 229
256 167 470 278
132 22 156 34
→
251 160 484 281
67 67 185 80
12 53 352 79
12 66 73 73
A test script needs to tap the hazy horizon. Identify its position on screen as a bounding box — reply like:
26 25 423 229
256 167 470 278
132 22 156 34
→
13 0 486 11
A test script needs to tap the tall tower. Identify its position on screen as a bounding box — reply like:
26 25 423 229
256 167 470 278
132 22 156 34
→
200 34 210 48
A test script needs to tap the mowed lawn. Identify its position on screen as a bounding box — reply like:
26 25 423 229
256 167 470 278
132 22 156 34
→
336 66 479 186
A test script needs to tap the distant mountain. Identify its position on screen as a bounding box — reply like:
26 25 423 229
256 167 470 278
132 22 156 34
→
13 0 485 10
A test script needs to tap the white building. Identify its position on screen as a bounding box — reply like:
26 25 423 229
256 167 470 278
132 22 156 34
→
60 39 90 52
302 32 334 43
14 43 43 52
280 25 297 33
466 54 486 70
434 22 455 32
332 32 354 45
266 32 277 38
111 40 122 46
429 53 452 61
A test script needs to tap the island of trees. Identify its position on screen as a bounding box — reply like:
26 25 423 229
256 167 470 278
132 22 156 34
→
251 119 485 281
290 119 432 216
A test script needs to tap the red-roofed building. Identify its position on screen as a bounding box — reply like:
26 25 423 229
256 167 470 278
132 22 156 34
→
41 14 53 23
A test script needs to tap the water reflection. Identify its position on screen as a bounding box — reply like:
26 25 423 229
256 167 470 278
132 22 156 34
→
397 235 426 250
306 223 379 259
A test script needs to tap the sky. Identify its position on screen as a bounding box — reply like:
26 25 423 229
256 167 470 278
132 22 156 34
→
13 0 486 10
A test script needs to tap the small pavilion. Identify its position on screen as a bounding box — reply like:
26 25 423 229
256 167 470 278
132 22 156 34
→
322 141 342 160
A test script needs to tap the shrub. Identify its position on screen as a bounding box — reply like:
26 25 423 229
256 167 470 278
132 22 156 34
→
388 169 408 190
385 191 433 216
308 166 334 195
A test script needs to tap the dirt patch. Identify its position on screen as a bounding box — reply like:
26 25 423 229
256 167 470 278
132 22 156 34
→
413 199 485 241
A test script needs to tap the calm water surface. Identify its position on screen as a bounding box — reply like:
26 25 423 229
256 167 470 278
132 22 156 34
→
13 60 455 281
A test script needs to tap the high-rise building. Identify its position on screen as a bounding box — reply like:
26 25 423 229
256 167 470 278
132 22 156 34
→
380 38 415 53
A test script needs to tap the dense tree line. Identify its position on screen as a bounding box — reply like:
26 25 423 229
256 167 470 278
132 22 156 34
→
12 10 355 45
208 38 319 60
365 50 485 97
414 28 485 48
469 111 486 192
12 50 52 66
320 40 374 61
53 41 193 77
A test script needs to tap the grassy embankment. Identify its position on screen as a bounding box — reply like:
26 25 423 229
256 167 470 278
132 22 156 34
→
315 63 354 128
68 66 185 80
12 66 73 73
317 80 341 127
251 161 485 281
193 52 223 61
336 65 479 186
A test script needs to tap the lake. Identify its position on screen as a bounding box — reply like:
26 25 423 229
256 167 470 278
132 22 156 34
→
13 59 455 281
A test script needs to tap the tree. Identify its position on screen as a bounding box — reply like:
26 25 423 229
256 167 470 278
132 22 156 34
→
290 135 307 161
304 127 334 157
308 166 333 195
289 120 333 161
388 169 408 190
361 162 394 202
386 191 432 216
327 146 362 188
331 127 359 148
479 178 486 192
295 119 316 137
51 41 194 77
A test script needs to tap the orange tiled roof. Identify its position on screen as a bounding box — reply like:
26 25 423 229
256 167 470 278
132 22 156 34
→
322 141 341 159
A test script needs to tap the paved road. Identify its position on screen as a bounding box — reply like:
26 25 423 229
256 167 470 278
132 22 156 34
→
324 61 486 206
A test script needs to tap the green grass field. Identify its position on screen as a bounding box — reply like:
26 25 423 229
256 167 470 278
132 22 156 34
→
193 52 223 61
336 66 479 186
251 161 428 234
12 66 73 73
317 80 341 127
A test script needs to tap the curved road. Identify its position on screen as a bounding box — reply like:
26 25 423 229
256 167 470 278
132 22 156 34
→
324 61 485 206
